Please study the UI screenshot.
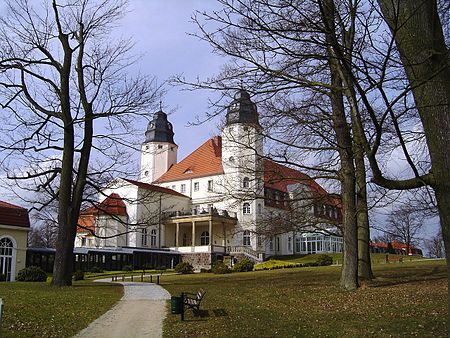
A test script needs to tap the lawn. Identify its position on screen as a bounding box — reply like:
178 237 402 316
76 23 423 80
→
0 281 123 338
161 260 447 337
258 253 426 267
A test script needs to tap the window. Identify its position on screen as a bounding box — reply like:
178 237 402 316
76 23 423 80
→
194 182 199 191
207 180 213 192
181 184 186 193
243 177 250 188
257 235 262 247
141 228 148 246
295 237 301 253
200 231 210 245
288 237 292 251
0 237 14 281
158 144 163 149
269 236 273 250
257 203 262 215
277 237 280 252
151 229 157 247
81 237 86 246
243 203 251 214
144 171 149 177
171 185 176 190
145 145 149 150
243 230 251 246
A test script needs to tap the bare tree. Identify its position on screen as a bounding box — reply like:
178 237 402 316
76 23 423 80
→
0 0 161 286
387 205 424 255
180 0 377 289
28 220 58 248
424 230 444 259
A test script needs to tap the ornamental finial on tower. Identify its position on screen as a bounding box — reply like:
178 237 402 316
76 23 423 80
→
225 89 260 127
144 110 175 144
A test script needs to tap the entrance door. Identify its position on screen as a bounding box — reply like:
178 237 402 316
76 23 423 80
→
0 237 14 282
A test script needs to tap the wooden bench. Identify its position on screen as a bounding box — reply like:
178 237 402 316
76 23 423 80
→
183 288 206 313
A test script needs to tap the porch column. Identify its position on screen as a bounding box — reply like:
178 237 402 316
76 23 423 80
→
192 221 196 246
175 222 180 247
209 219 213 247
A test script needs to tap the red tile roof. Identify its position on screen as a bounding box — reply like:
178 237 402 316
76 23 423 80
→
0 200 30 228
77 193 127 233
81 193 127 217
156 136 224 183
155 136 338 204
263 159 326 194
123 179 189 198
77 214 96 233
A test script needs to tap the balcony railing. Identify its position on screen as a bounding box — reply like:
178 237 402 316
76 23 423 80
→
163 207 237 219
170 245 227 254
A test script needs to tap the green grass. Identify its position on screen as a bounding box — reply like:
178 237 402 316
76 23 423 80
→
161 260 447 337
0 281 123 338
256 253 428 269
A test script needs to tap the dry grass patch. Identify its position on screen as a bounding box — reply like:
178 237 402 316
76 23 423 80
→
162 261 447 337
0 282 123 338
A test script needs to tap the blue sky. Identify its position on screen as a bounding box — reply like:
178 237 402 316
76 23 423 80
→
121 0 225 159
0 0 440 244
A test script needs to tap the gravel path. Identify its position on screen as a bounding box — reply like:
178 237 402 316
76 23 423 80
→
73 281 171 338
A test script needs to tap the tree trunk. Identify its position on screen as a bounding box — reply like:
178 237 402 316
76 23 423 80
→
378 0 450 331
321 0 359 291
320 0 359 291
355 145 374 280
52 28 76 287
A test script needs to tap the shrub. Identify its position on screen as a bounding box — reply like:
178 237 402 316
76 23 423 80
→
174 262 194 274
233 258 254 272
212 261 231 274
73 271 85 281
0 273 6 281
17 266 47 282
89 266 104 273
155 266 167 271
304 262 319 267
200 268 211 273
122 265 133 271
315 254 333 266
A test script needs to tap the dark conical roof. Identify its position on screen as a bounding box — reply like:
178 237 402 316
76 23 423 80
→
225 89 260 127
144 110 175 144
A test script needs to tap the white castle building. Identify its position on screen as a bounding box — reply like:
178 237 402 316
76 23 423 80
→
76 90 342 269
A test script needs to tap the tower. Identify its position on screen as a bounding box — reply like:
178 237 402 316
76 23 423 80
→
222 90 264 249
140 110 178 183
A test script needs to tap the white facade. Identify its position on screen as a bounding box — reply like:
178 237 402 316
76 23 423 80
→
76 91 342 264
140 142 178 184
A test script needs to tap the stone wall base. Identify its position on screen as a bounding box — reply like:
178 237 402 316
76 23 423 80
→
181 253 216 271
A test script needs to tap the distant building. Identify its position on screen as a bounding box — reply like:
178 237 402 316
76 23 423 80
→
370 241 423 256
0 200 30 281
76 90 343 269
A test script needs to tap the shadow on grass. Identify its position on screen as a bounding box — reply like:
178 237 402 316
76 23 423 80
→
369 266 447 288
182 308 229 322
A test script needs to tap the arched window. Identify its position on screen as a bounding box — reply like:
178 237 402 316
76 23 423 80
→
150 229 157 247
0 237 14 282
243 230 251 246
243 177 250 188
141 228 148 246
200 231 210 245
243 203 251 214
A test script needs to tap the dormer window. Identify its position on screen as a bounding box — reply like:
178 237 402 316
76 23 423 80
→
243 177 250 188
158 144 163 149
